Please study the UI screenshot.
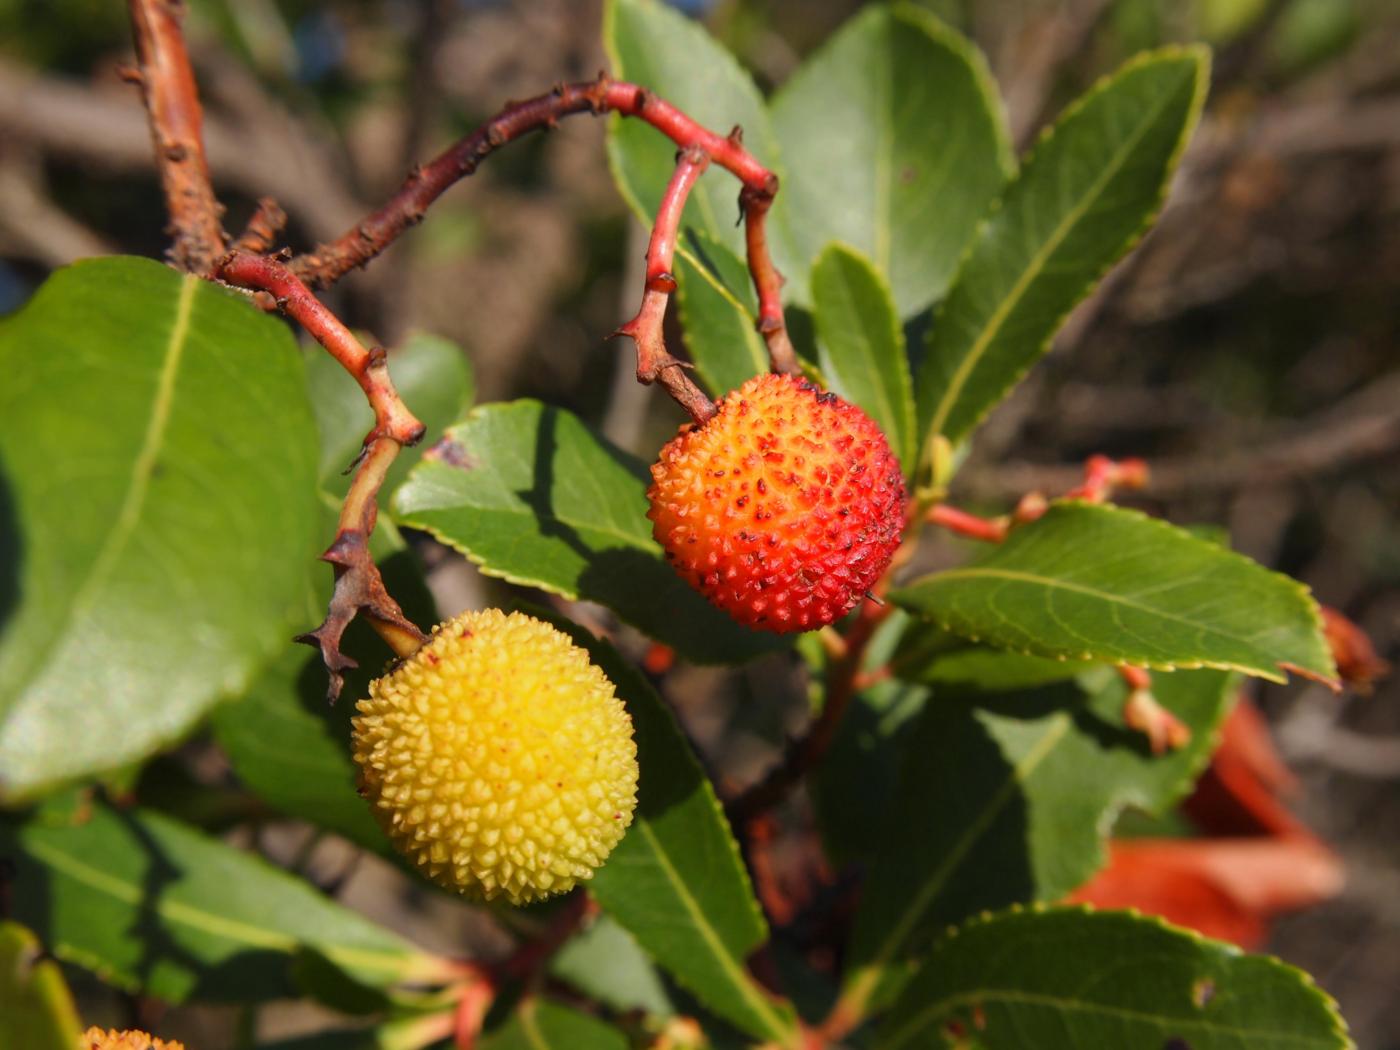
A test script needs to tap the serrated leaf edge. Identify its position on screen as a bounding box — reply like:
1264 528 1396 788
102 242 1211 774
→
892 499 1337 686
811 241 918 477
768 3 1014 311
892 903 1354 1050
529 609 795 1044
16 819 436 1005
918 45 1210 459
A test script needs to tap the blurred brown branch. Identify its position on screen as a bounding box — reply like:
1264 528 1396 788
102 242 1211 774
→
964 370 1400 501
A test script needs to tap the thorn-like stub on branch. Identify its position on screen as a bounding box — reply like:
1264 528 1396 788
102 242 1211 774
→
728 124 744 146
647 271 678 294
302 527 427 703
116 63 143 85
341 440 372 476
321 529 361 567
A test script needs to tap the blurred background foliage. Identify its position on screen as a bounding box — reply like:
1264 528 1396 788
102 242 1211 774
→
0 0 1396 1045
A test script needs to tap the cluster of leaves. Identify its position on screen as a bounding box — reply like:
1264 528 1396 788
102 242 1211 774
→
0 1 1353 1047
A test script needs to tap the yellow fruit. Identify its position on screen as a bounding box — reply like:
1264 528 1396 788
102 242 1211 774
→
352 609 638 904
82 1028 185 1050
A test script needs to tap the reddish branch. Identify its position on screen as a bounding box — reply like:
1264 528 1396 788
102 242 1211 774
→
927 503 1009 543
615 146 717 425
728 601 889 826
230 196 287 255
287 74 799 378
451 893 597 1049
216 251 428 699
125 0 225 274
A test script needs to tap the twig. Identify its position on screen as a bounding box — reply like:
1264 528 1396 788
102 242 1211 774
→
230 196 287 255
286 74 799 376
217 251 423 444
215 251 428 698
727 587 895 827
125 0 225 273
926 503 1009 543
615 146 717 425
0 58 366 245
964 370 1400 500
0 154 113 266
451 893 597 1050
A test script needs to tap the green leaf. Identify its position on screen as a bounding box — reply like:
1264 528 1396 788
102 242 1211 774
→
891 501 1336 684
770 4 1013 312
551 915 674 1017
212 630 386 852
811 243 917 473
307 329 474 498
811 678 928 866
604 0 784 263
877 907 1353 1050
0 921 83 1050
390 400 781 664
842 665 1235 1016
892 623 1100 691
481 999 628 1050
537 612 797 1044
915 48 1208 451
212 543 437 854
675 229 769 397
0 256 320 803
0 802 448 1002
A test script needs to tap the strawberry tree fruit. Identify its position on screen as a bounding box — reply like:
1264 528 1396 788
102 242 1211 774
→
351 609 639 904
647 373 907 632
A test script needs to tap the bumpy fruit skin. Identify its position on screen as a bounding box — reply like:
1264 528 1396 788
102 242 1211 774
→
352 609 638 905
648 373 907 632
82 1028 185 1050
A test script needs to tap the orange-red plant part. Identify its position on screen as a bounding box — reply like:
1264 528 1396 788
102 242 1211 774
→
648 374 907 633
1070 700 1343 948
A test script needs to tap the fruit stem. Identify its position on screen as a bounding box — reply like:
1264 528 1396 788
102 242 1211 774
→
214 251 429 698
281 74 799 379
727 596 893 827
615 146 718 425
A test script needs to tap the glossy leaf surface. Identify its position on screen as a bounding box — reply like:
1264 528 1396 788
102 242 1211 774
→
811 243 917 473
844 666 1235 1013
0 256 319 802
915 48 1207 450
878 907 1352 1049
892 502 1336 683
391 400 780 663
539 614 797 1044
675 229 769 397
0 803 443 1002
770 4 1013 311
